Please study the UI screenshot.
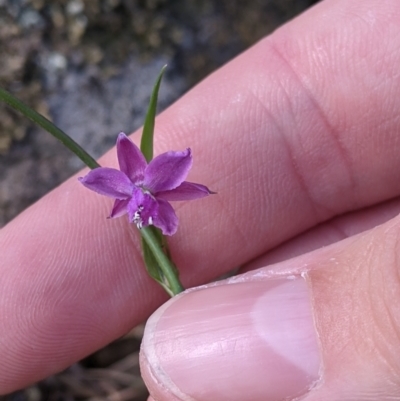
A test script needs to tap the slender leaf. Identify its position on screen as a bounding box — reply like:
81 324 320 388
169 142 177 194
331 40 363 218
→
139 66 183 296
140 65 167 162
0 87 100 170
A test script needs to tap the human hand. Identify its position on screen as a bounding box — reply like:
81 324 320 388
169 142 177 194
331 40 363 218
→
2 0 400 400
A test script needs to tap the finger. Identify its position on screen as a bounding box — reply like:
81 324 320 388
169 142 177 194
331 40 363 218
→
140 213 400 401
2 0 400 393
242 197 400 271
82 0 400 282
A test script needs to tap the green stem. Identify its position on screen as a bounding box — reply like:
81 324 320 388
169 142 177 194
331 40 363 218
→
0 87 100 170
140 227 184 295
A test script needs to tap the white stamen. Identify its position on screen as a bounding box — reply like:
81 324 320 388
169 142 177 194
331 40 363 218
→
148 216 153 225
133 205 144 230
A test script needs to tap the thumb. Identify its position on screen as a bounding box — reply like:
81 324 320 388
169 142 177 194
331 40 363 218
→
140 215 400 401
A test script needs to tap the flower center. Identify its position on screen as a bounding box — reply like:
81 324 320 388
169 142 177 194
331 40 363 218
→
133 205 144 229
132 205 153 229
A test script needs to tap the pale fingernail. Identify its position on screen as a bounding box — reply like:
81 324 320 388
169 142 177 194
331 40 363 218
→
141 275 321 401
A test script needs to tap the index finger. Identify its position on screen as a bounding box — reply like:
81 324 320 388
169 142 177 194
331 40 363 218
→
2 0 400 393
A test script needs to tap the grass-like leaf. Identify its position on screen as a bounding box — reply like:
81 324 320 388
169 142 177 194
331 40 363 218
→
139 66 184 296
140 65 167 162
0 87 100 170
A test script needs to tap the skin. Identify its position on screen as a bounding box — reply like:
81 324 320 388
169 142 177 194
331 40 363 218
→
2 0 400 398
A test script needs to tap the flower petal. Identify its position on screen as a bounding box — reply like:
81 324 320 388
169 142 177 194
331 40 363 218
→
143 148 192 193
127 187 158 228
109 199 130 218
116 132 147 184
157 181 213 201
79 167 134 199
153 199 178 236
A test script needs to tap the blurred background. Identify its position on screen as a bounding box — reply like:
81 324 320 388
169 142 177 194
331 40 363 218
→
0 0 318 400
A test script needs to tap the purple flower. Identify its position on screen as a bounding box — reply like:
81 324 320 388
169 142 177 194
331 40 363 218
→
79 132 212 235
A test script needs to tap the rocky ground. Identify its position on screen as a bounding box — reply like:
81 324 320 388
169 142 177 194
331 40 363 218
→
0 1 318 400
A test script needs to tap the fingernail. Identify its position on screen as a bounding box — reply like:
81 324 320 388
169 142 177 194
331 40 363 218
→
141 276 321 401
